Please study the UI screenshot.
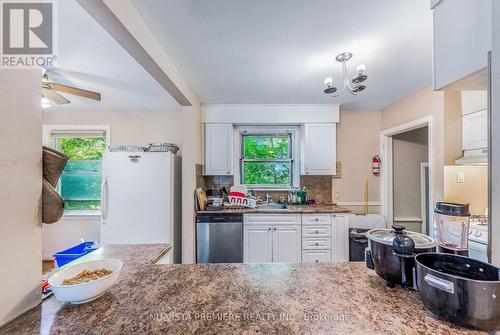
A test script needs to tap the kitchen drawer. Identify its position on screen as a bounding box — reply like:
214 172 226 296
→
302 225 331 238
302 250 332 263
302 237 331 250
302 214 332 225
244 214 301 225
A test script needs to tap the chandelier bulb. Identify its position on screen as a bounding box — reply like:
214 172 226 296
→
356 64 366 75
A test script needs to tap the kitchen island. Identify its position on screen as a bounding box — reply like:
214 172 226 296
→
1 245 486 335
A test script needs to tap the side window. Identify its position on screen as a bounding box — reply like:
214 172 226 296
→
46 127 108 212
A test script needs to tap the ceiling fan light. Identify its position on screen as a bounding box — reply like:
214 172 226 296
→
41 97 52 108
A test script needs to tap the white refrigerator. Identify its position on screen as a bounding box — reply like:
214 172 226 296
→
100 150 181 262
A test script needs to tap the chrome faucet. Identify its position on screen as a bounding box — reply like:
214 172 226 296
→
266 193 272 204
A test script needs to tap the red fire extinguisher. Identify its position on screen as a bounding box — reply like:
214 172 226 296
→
372 155 381 176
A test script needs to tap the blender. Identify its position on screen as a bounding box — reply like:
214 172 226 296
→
434 202 470 256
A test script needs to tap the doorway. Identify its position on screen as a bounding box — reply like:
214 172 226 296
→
380 116 434 232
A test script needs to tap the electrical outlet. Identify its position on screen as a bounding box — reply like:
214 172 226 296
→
457 171 465 183
334 192 340 200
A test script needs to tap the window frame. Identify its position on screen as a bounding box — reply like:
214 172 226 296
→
234 126 300 190
42 125 110 216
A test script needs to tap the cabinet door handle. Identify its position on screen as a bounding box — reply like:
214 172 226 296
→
315 243 319 246
274 228 277 231
315 230 319 234
315 218 319 221
315 260 319 263
268 228 272 231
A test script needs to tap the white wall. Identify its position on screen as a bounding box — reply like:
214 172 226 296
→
0 69 42 326
333 110 382 213
43 109 184 148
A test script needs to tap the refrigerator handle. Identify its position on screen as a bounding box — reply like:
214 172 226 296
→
101 175 109 221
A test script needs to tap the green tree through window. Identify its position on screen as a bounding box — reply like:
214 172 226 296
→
242 135 291 187
57 137 106 211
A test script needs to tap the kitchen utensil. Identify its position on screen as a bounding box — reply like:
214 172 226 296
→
48 259 123 304
148 143 179 154
415 253 500 332
365 225 437 288
108 145 148 152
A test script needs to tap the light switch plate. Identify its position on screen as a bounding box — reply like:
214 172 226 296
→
334 192 340 200
457 171 465 183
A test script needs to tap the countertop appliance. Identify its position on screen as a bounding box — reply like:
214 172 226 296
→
100 150 181 263
434 202 470 256
196 214 243 263
348 228 369 261
365 225 437 288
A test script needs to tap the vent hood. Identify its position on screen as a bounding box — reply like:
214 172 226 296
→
455 148 488 165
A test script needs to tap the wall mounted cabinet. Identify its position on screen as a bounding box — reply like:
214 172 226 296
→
432 0 492 89
462 109 488 151
301 123 337 175
204 123 233 175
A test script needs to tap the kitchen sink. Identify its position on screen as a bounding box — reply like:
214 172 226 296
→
256 203 288 211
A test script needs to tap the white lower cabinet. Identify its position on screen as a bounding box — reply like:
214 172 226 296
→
244 225 273 263
272 226 301 262
302 250 332 263
243 213 350 263
331 214 350 262
244 214 301 263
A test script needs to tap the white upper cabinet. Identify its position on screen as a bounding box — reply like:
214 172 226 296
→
462 109 488 151
461 91 488 151
204 123 234 175
432 0 492 89
301 123 337 175
461 91 488 115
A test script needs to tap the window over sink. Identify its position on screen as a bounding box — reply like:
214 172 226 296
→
237 127 299 190
43 125 110 213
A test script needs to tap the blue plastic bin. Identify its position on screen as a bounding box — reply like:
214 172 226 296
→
53 242 98 267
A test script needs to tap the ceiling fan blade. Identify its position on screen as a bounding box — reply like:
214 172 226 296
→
47 83 101 101
42 88 71 105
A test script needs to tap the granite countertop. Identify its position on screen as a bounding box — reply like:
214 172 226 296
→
1 245 486 335
197 204 352 214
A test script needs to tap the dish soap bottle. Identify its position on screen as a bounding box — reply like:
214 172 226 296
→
297 187 307 205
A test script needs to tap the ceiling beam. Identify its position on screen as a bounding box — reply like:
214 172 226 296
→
76 0 192 106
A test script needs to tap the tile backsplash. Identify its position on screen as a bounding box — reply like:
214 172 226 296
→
201 174 332 204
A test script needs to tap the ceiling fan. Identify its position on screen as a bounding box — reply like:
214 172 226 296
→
41 69 101 106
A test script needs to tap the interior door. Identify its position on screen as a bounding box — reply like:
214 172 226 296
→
244 225 272 263
272 225 301 262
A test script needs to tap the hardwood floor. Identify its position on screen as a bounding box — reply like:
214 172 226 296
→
42 260 55 275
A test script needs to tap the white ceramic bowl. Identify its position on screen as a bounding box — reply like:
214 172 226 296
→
48 259 123 304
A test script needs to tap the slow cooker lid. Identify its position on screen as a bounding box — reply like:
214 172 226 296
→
366 228 437 248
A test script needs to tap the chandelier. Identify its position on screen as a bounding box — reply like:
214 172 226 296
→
323 52 367 97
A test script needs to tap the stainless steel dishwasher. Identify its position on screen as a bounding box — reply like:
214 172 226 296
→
196 214 243 263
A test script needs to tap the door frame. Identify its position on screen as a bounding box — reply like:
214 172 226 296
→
420 162 430 234
380 116 434 228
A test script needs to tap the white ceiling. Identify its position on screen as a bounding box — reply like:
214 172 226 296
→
46 0 180 111
131 0 433 110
